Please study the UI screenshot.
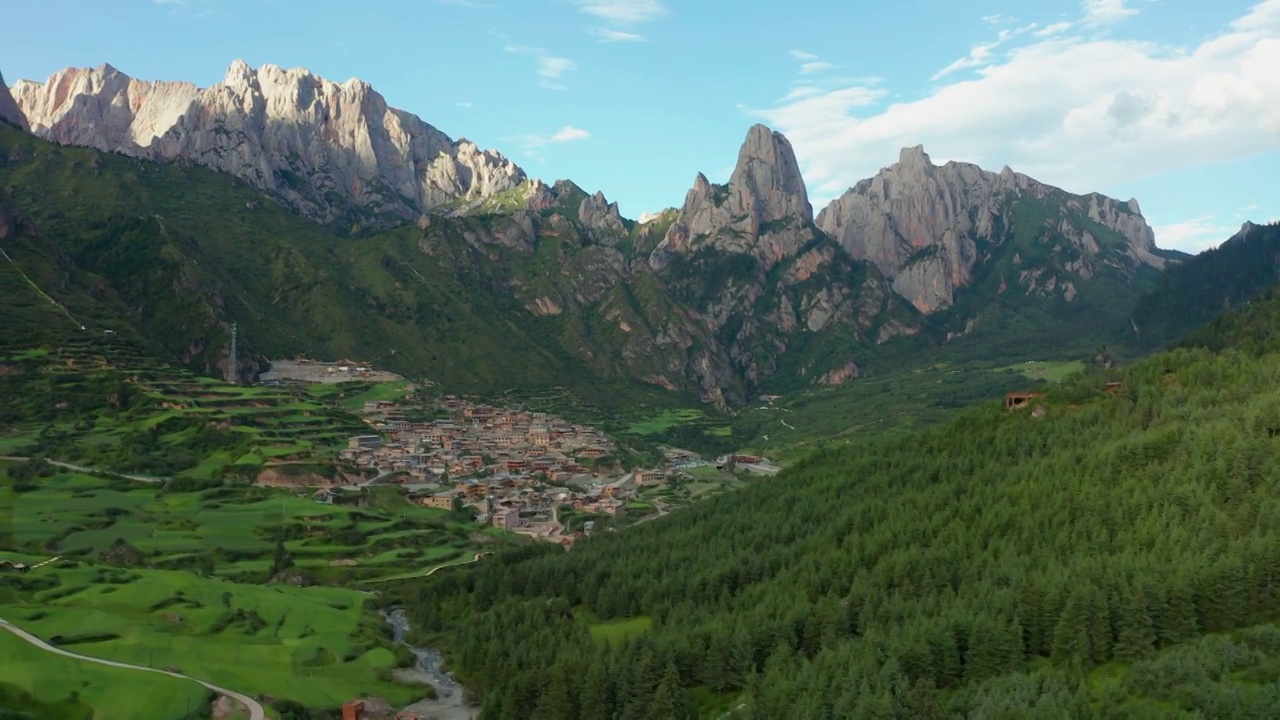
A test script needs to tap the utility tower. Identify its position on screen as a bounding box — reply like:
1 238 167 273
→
228 322 238 384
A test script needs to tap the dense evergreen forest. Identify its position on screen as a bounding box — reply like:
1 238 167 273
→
388 289 1280 718
1131 221 1280 348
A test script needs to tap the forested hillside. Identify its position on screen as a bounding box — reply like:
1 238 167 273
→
1131 221 1280 348
390 292 1280 718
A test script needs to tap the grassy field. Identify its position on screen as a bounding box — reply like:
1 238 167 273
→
583 615 653 647
627 408 707 435
0 630 212 720
4 470 488 585
0 468 511 717
0 558 418 708
1003 359 1086 383
1 334 378 482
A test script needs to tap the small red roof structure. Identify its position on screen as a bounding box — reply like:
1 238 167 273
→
342 700 365 720
1005 392 1046 410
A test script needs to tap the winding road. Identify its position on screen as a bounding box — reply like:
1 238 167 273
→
0 618 265 720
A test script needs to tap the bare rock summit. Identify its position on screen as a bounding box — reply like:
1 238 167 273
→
11 61 526 226
817 145 1164 313
652 124 815 269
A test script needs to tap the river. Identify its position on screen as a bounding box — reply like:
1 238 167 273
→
384 608 479 720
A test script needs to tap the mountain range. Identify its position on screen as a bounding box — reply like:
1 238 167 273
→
0 60 1249 410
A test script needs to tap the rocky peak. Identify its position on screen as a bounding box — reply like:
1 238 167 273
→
898 144 930 167
0 70 28 132
578 190 625 241
817 147 1164 313
12 61 527 227
651 124 815 268
729 123 813 228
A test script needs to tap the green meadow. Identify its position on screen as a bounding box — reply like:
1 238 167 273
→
0 467 516 718
5 470 488 584
0 630 212 720
0 559 418 708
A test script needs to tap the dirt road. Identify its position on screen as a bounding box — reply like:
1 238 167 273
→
0 619 265 720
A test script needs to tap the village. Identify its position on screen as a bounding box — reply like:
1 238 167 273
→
332 392 776 548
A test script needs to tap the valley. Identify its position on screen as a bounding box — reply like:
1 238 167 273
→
2 43 1279 720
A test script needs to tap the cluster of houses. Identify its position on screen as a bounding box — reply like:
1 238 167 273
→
339 396 677 543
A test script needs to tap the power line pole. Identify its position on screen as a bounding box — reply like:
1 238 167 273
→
228 322 238 385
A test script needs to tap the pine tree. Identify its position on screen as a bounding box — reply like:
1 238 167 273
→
579 658 616 720
1114 588 1157 661
649 659 690 720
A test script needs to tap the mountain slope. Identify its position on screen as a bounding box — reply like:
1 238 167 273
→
393 290 1280 719
648 125 922 394
4 55 1195 407
0 70 27 131
815 147 1176 361
11 61 525 228
0 123 663 396
1132 220 1280 348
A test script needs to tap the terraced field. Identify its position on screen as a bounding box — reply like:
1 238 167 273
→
0 464 515 719
2 333 384 480
3 470 491 584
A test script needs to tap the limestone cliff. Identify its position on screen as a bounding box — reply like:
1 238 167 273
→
11 61 525 226
652 124 814 269
817 146 1164 314
0 70 27 131
649 124 919 389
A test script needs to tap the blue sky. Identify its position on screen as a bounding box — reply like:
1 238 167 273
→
3 0 1278 251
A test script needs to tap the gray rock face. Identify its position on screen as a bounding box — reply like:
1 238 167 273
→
578 190 626 242
647 123 917 390
0 70 28 131
11 61 526 225
817 145 1163 313
652 124 815 270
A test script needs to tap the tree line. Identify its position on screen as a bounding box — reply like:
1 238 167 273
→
386 292 1280 718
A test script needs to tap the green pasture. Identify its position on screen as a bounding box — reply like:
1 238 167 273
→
627 408 706 436
1002 359 1086 383
584 615 653 648
0 631 211 720
7 471 487 584
0 563 419 708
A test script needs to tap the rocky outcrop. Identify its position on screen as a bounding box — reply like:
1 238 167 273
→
646 124 918 390
652 124 814 269
0 70 28 131
11 61 526 225
817 145 1163 313
578 190 626 242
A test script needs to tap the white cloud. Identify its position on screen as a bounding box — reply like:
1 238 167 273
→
800 61 836 74
1153 216 1240 252
575 1 664 42
1036 21 1074 36
508 125 592 151
591 27 646 42
537 56 576 79
504 45 577 89
550 125 590 142
575 0 665 24
932 23 1039 80
1082 0 1138 26
752 0 1280 251
456 101 473 108
790 50 819 61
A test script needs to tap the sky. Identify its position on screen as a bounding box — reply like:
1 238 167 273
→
2 0 1278 252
